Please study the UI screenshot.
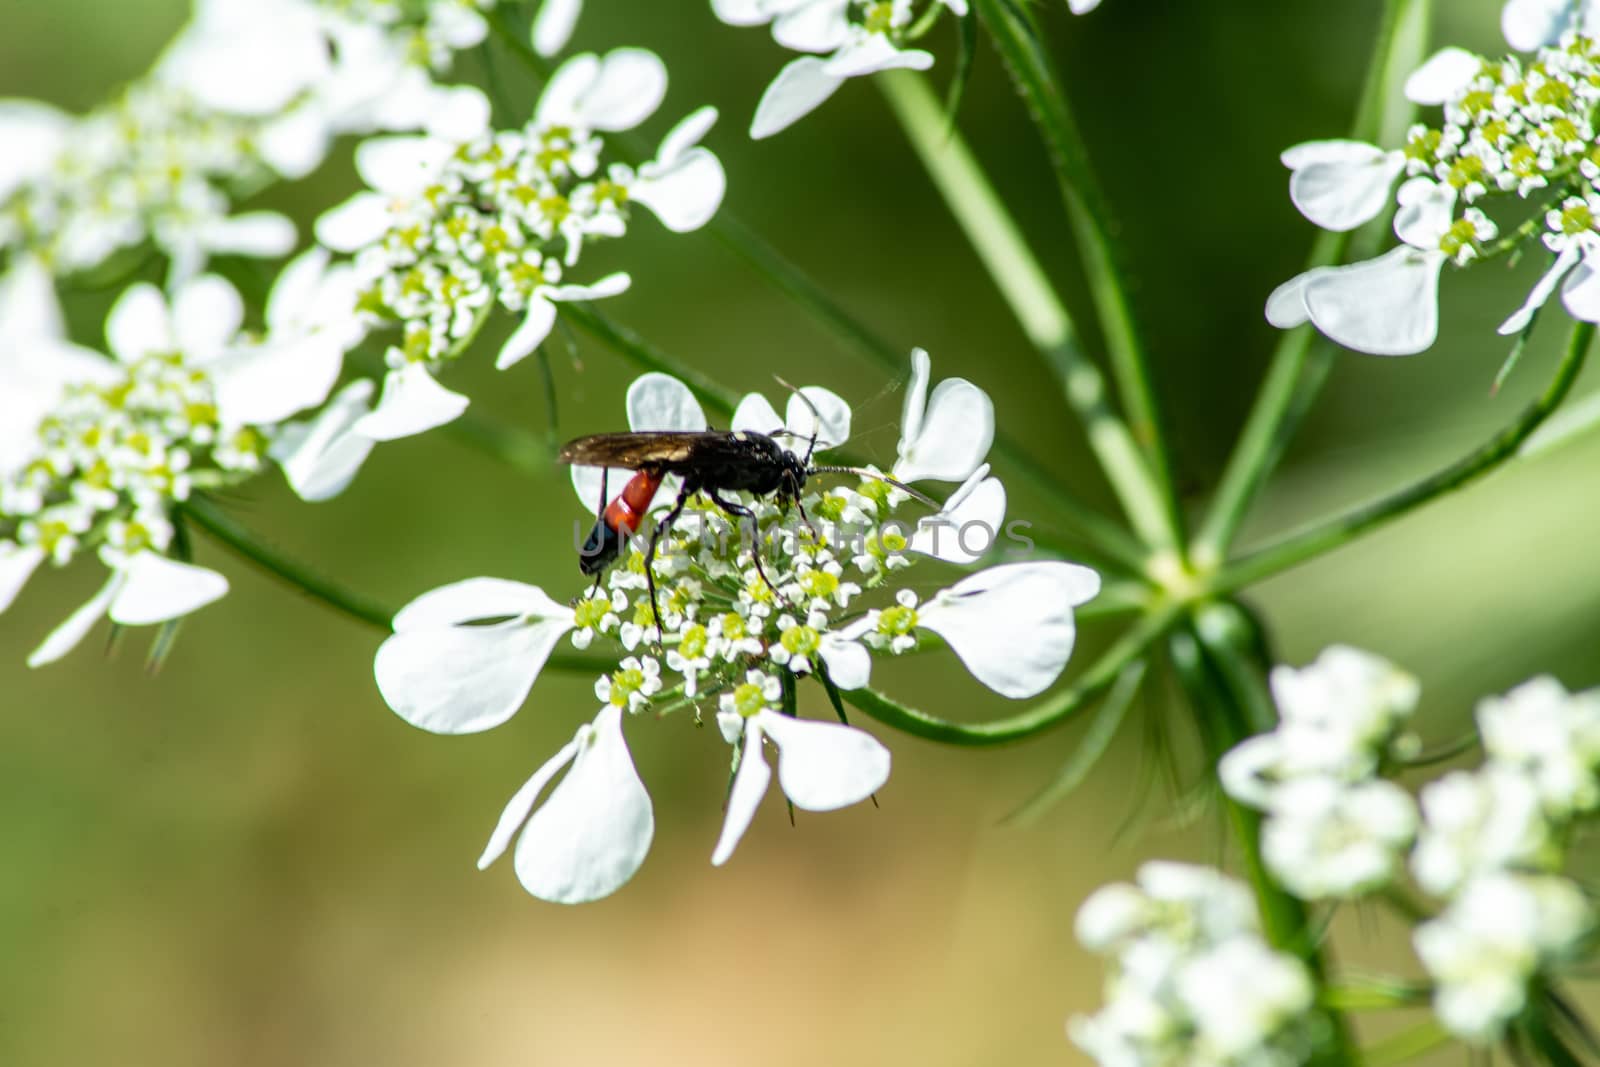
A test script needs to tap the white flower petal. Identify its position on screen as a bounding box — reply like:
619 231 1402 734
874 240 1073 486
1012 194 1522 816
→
900 346 931 443
270 379 377 501
1393 177 1456 249
819 633 872 690
1265 273 1314 329
893 376 994 483
918 561 1101 698
773 0 850 51
533 0 584 56
199 212 297 260
257 108 332 179
732 392 784 435
266 247 331 330
1301 247 1444 356
1284 140 1404 232
352 364 470 441
1502 0 1577 51
478 737 582 869
909 467 1006 564
497 295 558 370
106 283 174 363
1561 245 1600 322
173 275 244 362
633 147 726 233
823 37 934 78
1500 244 1583 335
1068 0 1103 11
627 371 708 433
0 99 70 202
513 706 654 902
1405 48 1484 105
314 192 393 252
751 56 844 139
392 577 571 632
28 572 125 668
712 720 774 866
658 106 718 166
711 0 772 26
785 386 851 453
759 710 890 811
424 86 491 141
0 544 46 614
155 0 329 116
354 135 454 197
542 49 667 131
546 272 632 303
109 552 229 625
375 615 573 734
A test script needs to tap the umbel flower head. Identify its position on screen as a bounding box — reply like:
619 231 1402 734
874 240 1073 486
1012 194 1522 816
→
0 0 536 283
372 353 1101 903
1267 30 1600 358
314 48 727 443
0 262 346 666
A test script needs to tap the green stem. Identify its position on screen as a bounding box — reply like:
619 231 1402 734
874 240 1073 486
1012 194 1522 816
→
1363 1021 1451 1067
877 69 1175 557
183 495 611 673
183 495 397 630
442 407 554 476
973 0 1179 534
1193 0 1434 564
843 604 1177 746
1215 320 1595 594
484 7 1141 568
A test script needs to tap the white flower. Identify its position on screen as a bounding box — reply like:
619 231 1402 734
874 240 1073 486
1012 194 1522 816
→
628 106 728 234
1501 0 1600 51
26 550 229 668
1219 645 1418 806
1267 178 1466 356
497 272 631 370
730 381 852 455
533 0 585 57
374 578 577 734
1069 0 1103 11
155 0 331 117
1477 675 1600 817
1414 872 1592 1042
1076 861 1258 954
892 347 994 484
1281 140 1406 232
1405 48 1484 106
0 99 71 203
477 704 654 904
1173 938 1315 1063
570 372 710 519
1259 777 1417 900
269 379 379 501
711 672 891 865
1411 765 1557 897
907 463 1006 564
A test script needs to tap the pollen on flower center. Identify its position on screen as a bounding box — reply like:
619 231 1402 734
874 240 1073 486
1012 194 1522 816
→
729 680 768 718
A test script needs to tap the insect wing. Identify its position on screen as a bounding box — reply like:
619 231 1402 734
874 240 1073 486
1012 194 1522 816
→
556 431 710 469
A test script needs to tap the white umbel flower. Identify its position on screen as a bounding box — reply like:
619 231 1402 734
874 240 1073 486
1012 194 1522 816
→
893 347 994 484
1259 776 1418 900
1477 674 1600 817
1411 765 1557 897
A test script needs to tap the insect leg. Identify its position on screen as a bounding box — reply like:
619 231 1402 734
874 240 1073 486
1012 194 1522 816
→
644 480 694 643
588 467 610 597
707 488 789 609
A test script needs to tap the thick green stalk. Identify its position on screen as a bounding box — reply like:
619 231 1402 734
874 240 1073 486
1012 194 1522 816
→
1193 0 1434 563
878 69 1176 556
973 0 1178 533
1169 623 1357 1065
1214 321 1595 595
843 604 1177 746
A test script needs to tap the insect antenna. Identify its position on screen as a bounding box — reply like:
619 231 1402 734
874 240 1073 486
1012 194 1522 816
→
807 465 942 510
773 375 822 464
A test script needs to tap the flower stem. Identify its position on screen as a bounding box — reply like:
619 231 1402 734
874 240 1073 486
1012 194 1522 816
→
876 68 1177 557
183 494 397 629
1192 0 1434 565
843 604 1178 746
971 0 1179 536
1213 320 1595 595
183 495 612 673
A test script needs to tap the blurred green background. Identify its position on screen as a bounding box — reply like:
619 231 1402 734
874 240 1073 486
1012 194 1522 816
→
3 1 1597 1064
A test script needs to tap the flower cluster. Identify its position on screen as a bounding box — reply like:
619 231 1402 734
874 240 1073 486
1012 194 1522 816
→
312 49 727 443
0 260 350 666
1069 862 1320 1067
371 352 1102 902
1219 646 1421 900
1267 28 1600 357
0 0 578 283
1209 648 1600 1047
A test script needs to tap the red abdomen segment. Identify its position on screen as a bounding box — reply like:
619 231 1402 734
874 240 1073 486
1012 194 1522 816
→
605 469 664 535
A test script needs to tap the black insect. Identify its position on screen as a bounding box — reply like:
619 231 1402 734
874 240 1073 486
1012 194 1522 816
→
559 395 931 632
